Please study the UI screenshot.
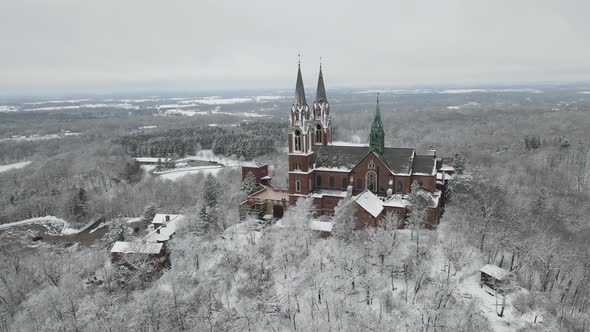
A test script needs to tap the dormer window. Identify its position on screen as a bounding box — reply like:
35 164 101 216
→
294 130 302 152
315 124 322 144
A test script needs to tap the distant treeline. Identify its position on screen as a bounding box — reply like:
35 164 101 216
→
116 122 288 160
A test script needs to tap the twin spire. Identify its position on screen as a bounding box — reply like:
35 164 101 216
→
294 58 328 106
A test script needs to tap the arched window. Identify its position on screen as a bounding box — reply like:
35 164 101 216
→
356 178 363 190
367 171 377 192
315 124 322 144
396 181 403 193
329 176 335 188
316 175 322 187
294 130 302 152
342 177 348 189
295 180 301 192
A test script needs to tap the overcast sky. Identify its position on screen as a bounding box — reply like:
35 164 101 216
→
1 0 589 95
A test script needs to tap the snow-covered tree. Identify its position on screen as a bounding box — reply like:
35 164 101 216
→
103 218 131 246
140 203 157 222
240 171 258 195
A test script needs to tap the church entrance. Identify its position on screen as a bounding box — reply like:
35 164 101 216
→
273 205 284 218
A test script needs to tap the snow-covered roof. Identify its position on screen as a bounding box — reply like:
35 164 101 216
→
311 189 348 199
354 191 384 217
310 220 333 232
437 172 453 181
430 190 442 208
111 241 163 254
261 175 272 180
152 213 183 224
440 165 455 172
314 166 352 173
383 194 411 208
135 157 171 163
480 264 512 281
146 215 185 242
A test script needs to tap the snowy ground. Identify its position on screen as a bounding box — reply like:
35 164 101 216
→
0 132 80 143
0 161 31 173
156 165 225 180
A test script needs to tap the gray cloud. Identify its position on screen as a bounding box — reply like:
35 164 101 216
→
1 0 589 95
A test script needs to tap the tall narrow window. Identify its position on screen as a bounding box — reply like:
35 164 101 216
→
396 181 403 193
315 124 322 144
356 178 363 190
329 176 335 188
342 177 348 189
367 171 377 192
294 130 302 152
316 175 322 187
295 180 301 192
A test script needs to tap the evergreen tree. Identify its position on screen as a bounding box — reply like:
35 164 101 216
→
103 218 130 246
240 171 258 195
453 153 466 175
195 174 222 236
70 187 88 222
124 160 144 183
141 204 157 222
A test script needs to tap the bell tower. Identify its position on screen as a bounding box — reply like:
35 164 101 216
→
312 60 332 146
289 58 311 154
288 58 315 205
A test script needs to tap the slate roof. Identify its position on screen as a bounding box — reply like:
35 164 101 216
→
313 145 415 175
412 155 436 175
295 64 307 106
315 65 328 103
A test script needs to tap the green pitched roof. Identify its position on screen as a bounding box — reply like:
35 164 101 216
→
369 96 385 154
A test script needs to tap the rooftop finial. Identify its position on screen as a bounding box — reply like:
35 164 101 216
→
319 56 322 68
298 53 301 66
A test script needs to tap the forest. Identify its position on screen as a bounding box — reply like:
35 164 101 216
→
0 88 589 331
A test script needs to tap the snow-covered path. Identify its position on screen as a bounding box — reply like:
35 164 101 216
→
0 161 31 173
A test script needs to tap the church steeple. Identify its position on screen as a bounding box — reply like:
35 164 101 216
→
315 61 327 103
294 58 307 106
369 95 385 155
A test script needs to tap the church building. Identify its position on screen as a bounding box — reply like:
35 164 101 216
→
286 61 447 226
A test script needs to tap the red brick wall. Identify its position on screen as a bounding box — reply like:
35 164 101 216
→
351 153 393 196
289 173 312 195
316 195 344 215
242 165 268 183
314 171 350 190
289 154 314 172
410 175 436 192
394 176 411 194
353 201 380 226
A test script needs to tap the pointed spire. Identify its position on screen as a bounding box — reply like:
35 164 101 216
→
369 94 385 155
315 59 328 103
294 55 307 106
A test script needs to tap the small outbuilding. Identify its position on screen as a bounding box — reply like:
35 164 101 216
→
480 264 514 294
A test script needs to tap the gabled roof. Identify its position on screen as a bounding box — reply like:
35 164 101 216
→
111 241 163 254
354 190 384 217
152 213 183 225
310 220 333 232
412 155 436 175
313 145 416 175
480 264 512 281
